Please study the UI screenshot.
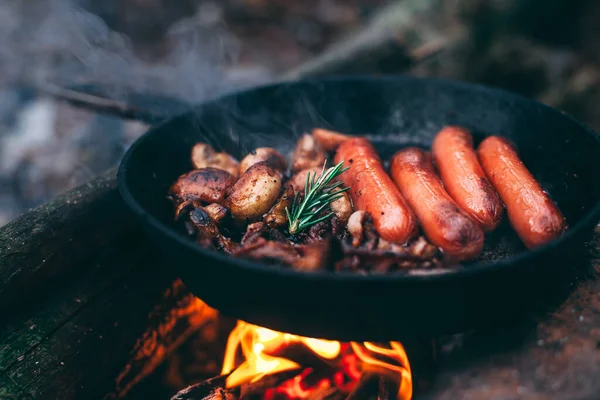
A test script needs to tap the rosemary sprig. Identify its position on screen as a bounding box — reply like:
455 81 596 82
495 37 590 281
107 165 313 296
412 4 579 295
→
286 160 350 235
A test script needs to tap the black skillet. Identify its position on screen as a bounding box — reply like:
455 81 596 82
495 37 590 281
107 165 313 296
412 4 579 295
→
118 75 600 342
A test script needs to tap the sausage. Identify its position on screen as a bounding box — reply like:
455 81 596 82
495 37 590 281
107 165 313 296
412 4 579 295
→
334 138 417 244
390 148 484 261
312 128 350 152
477 136 566 248
432 126 503 231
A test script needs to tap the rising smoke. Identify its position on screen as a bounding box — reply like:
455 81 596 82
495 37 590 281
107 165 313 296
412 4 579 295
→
0 0 255 225
0 0 243 102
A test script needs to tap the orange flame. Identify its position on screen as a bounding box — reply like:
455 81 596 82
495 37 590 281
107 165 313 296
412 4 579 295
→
221 321 412 399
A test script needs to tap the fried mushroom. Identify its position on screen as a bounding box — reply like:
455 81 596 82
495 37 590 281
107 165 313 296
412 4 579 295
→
292 134 326 172
191 143 240 178
347 211 378 249
203 203 229 224
265 185 295 229
189 207 236 253
239 147 287 176
330 191 353 224
289 167 322 193
225 161 282 222
169 168 237 206
312 128 350 152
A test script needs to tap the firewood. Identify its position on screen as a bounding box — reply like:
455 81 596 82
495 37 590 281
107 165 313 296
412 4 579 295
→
307 386 345 400
170 375 236 400
238 369 302 400
344 372 378 400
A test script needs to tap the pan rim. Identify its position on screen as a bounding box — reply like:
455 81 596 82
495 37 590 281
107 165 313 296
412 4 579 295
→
118 74 600 283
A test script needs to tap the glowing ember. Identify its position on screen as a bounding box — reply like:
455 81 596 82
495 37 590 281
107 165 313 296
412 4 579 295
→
221 321 412 399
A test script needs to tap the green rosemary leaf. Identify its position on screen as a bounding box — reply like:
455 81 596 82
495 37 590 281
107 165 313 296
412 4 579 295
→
287 160 349 235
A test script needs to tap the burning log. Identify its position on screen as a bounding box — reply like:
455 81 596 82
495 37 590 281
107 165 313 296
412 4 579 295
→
344 373 378 400
238 370 303 400
170 375 234 400
307 387 345 400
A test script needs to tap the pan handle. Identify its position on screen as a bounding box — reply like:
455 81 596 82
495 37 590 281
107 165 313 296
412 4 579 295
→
39 83 192 125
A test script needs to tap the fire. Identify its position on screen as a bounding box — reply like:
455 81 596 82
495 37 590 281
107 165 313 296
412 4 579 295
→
221 321 412 399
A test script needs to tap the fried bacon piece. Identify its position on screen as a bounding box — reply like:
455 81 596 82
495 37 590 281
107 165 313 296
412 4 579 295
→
233 237 332 272
239 147 288 175
265 185 295 229
292 134 327 172
191 143 240 178
241 221 268 245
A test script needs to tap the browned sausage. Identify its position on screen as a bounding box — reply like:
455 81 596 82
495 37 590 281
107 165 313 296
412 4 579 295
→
477 136 566 248
432 126 503 231
334 138 417 244
390 148 484 261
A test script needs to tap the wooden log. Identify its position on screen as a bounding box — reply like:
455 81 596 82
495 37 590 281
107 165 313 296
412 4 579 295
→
0 239 145 375
104 279 219 400
0 239 167 399
0 168 139 314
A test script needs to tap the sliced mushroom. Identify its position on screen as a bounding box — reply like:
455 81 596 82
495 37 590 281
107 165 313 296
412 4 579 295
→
203 203 229 224
292 134 326 172
347 210 378 249
239 147 287 176
191 143 240 178
265 185 295 229
225 161 282 222
169 168 237 206
189 207 236 253
312 128 350 152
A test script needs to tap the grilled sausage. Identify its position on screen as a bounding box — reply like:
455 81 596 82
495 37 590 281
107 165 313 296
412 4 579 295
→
390 148 484 261
432 126 503 231
312 128 350 152
334 138 417 244
477 136 566 248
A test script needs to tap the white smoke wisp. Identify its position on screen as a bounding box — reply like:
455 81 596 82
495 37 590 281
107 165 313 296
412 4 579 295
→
0 0 242 103
0 0 255 225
